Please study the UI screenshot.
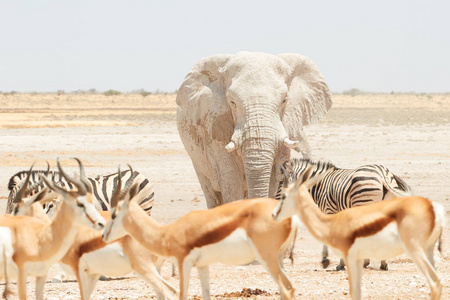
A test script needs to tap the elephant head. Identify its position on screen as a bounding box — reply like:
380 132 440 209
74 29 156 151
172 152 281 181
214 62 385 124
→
177 52 332 206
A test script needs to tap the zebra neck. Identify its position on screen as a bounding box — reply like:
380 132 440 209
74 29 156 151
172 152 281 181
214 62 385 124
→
296 187 332 243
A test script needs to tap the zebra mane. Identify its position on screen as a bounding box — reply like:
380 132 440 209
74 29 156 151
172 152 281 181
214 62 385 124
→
7 170 60 191
289 158 337 171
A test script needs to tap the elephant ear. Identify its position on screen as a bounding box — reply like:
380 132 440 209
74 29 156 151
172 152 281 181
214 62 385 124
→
278 53 332 132
176 54 234 143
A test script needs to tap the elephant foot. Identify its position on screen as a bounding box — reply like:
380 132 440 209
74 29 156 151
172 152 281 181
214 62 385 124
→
363 259 370 268
336 264 346 271
321 258 330 269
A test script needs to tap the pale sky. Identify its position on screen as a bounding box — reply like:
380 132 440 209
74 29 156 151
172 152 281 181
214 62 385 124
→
1 0 449 93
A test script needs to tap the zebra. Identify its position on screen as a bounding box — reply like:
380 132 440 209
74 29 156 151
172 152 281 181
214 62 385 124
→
275 158 413 271
6 167 154 215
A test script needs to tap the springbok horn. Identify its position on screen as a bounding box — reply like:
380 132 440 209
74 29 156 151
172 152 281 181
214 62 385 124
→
119 164 139 200
110 164 138 208
225 141 236 152
57 158 87 196
110 166 122 208
73 157 92 194
14 163 35 203
23 161 50 196
281 164 290 188
283 137 300 149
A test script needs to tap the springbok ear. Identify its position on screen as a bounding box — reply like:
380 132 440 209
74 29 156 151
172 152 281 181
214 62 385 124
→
305 169 332 189
130 183 156 205
280 164 290 188
127 182 139 201
25 188 58 207
176 54 234 144
278 53 332 142
39 174 68 198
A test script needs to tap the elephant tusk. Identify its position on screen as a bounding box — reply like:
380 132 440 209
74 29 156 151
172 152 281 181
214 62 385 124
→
283 137 300 149
225 141 236 152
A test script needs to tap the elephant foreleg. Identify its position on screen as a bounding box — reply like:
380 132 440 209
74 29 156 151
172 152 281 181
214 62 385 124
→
196 173 223 209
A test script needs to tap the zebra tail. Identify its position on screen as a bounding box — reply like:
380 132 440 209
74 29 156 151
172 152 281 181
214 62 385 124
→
383 173 413 197
393 174 413 195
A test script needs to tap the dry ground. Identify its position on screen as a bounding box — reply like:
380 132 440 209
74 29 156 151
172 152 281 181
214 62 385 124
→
0 93 449 299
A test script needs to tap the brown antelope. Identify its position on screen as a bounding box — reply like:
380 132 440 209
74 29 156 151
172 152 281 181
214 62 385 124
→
102 168 300 300
272 166 445 300
0 159 106 300
13 166 178 300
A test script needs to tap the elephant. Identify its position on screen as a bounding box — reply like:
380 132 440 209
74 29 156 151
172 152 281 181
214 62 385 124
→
176 52 332 208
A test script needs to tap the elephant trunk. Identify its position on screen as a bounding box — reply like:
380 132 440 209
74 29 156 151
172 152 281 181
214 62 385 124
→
227 101 300 199
242 125 277 199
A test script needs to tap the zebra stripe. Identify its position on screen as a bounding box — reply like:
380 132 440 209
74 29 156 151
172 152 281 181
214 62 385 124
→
6 168 154 215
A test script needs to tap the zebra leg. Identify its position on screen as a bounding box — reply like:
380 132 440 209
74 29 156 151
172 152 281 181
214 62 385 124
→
321 244 330 268
363 259 370 268
380 260 388 270
336 259 346 271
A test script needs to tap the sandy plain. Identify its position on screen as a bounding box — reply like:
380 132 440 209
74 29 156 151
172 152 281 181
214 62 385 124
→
0 93 449 299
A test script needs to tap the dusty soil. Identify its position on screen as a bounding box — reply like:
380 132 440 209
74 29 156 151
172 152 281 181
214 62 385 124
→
0 93 449 299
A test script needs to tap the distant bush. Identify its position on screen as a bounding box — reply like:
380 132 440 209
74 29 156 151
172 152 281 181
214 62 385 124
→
103 89 122 96
2 91 19 96
140 90 152 97
72 89 98 95
57 90 65 95
343 88 364 97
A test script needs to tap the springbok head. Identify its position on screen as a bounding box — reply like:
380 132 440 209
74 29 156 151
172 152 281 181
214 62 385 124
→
272 165 329 222
39 158 106 230
11 162 58 217
102 165 153 243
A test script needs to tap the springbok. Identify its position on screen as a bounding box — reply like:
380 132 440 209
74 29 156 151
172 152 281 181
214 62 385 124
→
12 166 178 300
272 166 445 300
275 158 413 270
102 167 300 300
0 159 106 300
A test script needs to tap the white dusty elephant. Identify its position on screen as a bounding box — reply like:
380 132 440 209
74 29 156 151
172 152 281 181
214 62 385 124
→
176 52 332 208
